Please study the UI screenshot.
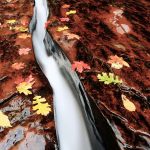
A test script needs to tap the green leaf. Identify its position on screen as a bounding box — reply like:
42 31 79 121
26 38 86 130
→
97 72 122 85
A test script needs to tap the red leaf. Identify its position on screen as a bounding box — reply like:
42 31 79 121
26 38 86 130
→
72 61 90 73
60 17 70 22
62 4 70 9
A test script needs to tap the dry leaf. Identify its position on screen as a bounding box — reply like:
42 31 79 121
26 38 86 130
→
12 62 25 70
72 61 90 73
60 17 70 22
66 10 76 15
6 19 17 25
121 94 136 112
16 82 32 95
33 96 51 116
64 32 80 40
18 33 31 39
108 55 130 69
18 48 31 55
57 26 69 32
25 75 35 85
0 111 12 128
62 4 70 9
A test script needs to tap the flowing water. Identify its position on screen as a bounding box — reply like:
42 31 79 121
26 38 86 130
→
30 0 106 150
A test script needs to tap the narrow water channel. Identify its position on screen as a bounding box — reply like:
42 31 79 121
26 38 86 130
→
30 0 106 150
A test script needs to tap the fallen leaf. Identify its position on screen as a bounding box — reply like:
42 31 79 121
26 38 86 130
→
16 26 28 32
121 94 136 112
33 96 51 116
62 4 70 9
97 72 122 85
18 33 31 39
6 19 17 25
64 32 80 40
57 26 69 32
108 55 130 69
12 62 25 70
18 48 31 55
16 82 32 95
72 61 90 73
0 111 12 128
15 74 35 85
25 75 35 85
60 17 70 22
66 10 76 15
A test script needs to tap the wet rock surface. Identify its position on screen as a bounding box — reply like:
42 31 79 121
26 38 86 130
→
0 0 56 149
0 0 150 150
47 0 150 149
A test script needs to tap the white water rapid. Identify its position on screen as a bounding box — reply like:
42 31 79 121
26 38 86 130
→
30 0 106 150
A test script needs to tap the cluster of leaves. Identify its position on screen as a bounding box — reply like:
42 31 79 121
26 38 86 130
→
108 55 130 69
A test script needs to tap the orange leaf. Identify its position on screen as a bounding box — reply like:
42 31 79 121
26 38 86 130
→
72 61 90 73
12 62 25 70
62 4 70 9
108 55 130 69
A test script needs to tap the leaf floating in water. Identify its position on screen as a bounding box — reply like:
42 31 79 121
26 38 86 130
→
57 26 69 32
12 62 25 70
72 61 90 73
33 96 51 116
0 111 12 128
108 55 130 69
66 10 76 15
121 94 136 112
97 72 122 85
16 82 32 95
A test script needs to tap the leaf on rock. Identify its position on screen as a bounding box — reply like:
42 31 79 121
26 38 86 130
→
57 26 69 32
19 48 31 55
12 62 25 70
0 111 12 128
15 26 28 32
16 82 32 95
18 33 31 39
97 72 122 85
121 94 136 112
62 4 70 9
6 19 17 25
64 31 80 40
33 96 51 116
72 61 90 73
60 17 70 22
66 10 76 15
108 55 130 69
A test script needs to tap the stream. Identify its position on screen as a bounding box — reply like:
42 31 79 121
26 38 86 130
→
30 0 106 150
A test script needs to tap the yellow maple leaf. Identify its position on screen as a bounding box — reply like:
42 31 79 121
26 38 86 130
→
33 96 51 116
15 26 28 32
66 10 76 15
6 19 17 25
57 26 69 32
121 94 136 112
0 111 12 128
16 82 32 95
